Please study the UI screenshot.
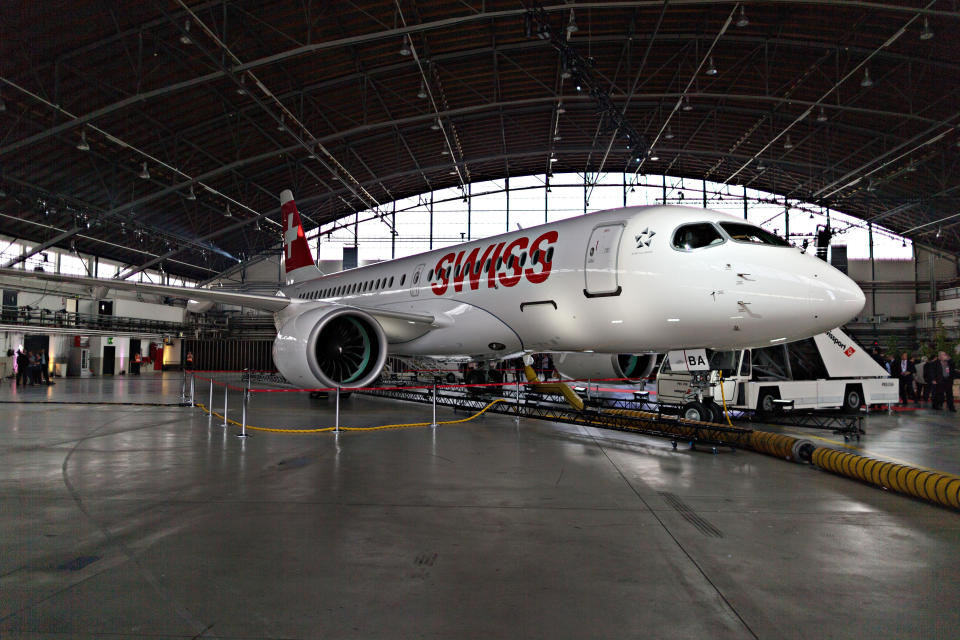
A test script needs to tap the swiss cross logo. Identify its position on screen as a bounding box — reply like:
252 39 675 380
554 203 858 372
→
844 346 856 357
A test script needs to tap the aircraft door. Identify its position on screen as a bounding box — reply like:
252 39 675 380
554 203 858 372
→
584 223 624 297
410 264 425 297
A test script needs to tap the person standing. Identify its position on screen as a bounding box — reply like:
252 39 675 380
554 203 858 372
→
39 348 51 385
897 352 916 404
915 356 928 403
931 351 957 412
15 349 28 386
185 351 194 371
132 351 141 376
884 354 895 376
28 351 40 385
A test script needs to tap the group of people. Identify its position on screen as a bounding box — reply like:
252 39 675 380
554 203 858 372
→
14 348 54 386
876 349 957 411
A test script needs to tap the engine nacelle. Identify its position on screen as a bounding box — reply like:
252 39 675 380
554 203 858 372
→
273 306 388 389
555 352 656 383
186 299 215 313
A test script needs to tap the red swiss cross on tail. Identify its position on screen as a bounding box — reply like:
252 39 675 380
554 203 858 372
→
281 189 314 270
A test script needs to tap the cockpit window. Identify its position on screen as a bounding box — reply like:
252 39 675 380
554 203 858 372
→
672 223 725 250
719 222 790 247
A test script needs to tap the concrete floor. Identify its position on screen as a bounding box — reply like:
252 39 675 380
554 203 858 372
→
2 373 959 639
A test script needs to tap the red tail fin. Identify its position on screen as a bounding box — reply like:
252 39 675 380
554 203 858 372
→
280 190 315 274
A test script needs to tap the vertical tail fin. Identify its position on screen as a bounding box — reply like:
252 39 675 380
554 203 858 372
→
280 189 321 284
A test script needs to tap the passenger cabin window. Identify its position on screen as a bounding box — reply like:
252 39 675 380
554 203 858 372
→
719 222 790 246
672 223 725 250
400 274 406 286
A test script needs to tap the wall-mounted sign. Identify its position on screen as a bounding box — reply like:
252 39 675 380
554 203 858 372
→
73 336 90 348
106 337 114 345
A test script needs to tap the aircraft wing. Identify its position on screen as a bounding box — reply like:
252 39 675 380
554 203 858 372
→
0 267 292 312
0 267 437 336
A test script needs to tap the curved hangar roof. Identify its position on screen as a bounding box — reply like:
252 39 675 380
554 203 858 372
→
0 1 957 281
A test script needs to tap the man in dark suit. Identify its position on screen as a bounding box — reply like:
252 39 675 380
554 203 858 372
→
897 352 916 404
930 351 957 412
923 356 937 403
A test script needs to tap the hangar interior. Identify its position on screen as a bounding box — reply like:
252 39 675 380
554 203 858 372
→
1 1 960 638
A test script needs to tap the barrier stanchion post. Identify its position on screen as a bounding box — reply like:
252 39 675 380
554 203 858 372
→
587 379 592 402
335 387 340 433
189 373 195 407
431 384 438 427
208 378 213 419
180 367 186 401
223 383 228 428
515 377 521 424
237 369 249 438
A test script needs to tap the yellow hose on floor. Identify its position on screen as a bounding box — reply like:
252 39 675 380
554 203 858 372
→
811 447 960 510
194 399 506 433
523 365 585 411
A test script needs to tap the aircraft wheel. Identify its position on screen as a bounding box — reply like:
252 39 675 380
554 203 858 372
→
445 373 457 384
680 401 708 422
465 370 485 395
487 369 504 395
708 402 725 423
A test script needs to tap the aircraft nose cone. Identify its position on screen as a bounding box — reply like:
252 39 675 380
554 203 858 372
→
812 266 865 327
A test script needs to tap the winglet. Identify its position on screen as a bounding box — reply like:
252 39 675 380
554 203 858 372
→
280 190 315 277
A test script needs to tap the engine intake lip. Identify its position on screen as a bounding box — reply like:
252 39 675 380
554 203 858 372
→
306 307 387 388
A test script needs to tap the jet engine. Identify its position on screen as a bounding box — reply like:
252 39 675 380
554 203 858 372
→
273 306 388 389
554 352 657 383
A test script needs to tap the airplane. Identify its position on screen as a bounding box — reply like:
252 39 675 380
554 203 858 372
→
0 189 865 390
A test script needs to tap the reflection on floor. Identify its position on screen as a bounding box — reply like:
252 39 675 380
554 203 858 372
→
1 373 958 639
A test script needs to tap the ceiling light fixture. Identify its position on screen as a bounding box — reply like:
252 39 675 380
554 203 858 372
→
76 129 90 151
186 185 196 200
399 36 411 56
225 204 232 218
550 156 558 163
665 125 674 139
682 96 693 111
277 114 285 131
566 9 578 35
816 107 828 122
431 119 441 131
783 135 794 150
861 68 874 88
706 57 718 76
236 76 247 95
139 162 150 180
920 16 934 40
736 6 749 27
937 226 941 238
0 94 6 112
417 80 427 99
557 102 566 114
179 20 192 45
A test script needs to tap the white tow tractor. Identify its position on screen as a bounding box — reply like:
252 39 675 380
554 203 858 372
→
657 328 898 422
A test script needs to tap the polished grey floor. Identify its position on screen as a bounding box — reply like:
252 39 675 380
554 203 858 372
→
2 373 959 639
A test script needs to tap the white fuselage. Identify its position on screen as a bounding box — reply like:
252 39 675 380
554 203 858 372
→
277 205 864 360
